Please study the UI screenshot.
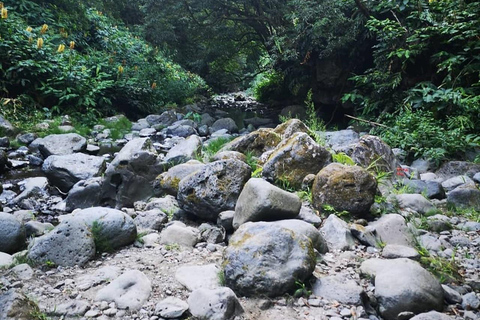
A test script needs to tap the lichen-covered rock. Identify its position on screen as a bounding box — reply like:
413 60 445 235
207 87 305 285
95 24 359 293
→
221 128 282 157
30 133 87 157
273 119 311 139
42 153 105 192
102 138 164 208
154 161 205 196
223 221 316 297
211 151 247 163
345 135 398 173
312 163 377 217
233 178 301 228
262 132 331 188
177 159 251 220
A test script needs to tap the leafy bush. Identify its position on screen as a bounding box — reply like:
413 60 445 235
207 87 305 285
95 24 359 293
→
252 70 288 103
0 1 206 123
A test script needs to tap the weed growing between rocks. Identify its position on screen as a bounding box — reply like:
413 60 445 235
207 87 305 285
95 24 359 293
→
293 280 312 298
91 220 113 254
217 269 226 286
135 231 149 245
331 152 355 166
196 136 234 162
415 241 463 284
245 151 258 172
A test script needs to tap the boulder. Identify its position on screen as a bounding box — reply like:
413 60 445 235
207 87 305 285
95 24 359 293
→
321 129 360 152
360 258 444 320
102 138 164 208
155 161 205 196
30 133 87 157
0 115 15 135
155 297 188 319
164 135 202 165
211 151 247 163
146 111 177 127
262 132 331 188
27 218 95 266
233 178 301 228
165 124 197 137
42 153 105 192
134 209 168 231
396 194 436 214
175 264 221 291
160 221 200 247
320 214 356 251
221 128 282 157
435 161 480 179
273 219 328 253
95 270 152 311
344 135 398 173
69 207 137 250
0 212 26 254
0 289 39 320
273 119 311 139
65 177 103 212
217 210 235 232
312 274 364 305
447 186 480 210
441 175 475 192
381 244 420 260
178 159 251 220
223 221 316 297
312 163 377 217
210 118 238 134
188 288 244 320
370 214 414 247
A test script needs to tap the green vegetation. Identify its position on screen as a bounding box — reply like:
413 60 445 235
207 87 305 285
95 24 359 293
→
91 220 113 253
217 269 226 286
164 243 180 251
196 137 234 163
416 242 462 284
0 0 206 127
135 231 149 245
331 152 355 166
293 280 312 298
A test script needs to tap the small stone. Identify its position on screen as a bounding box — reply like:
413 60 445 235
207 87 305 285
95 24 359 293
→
462 292 480 310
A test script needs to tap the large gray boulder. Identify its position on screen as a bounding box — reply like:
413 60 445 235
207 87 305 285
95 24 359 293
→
312 163 377 217
154 161 205 196
102 138 164 208
262 132 331 189
435 161 480 179
65 178 103 212
321 129 360 152
28 218 96 266
188 287 244 320
31 133 87 157
360 258 444 320
345 135 398 173
160 221 200 247
312 274 364 305
68 207 137 250
396 194 436 214
95 270 152 311
233 178 301 228
0 212 26 254
42 153 105 192
370 214 414 247
223 221 316 297
146 111 178 127
178 159 251 220
273 219 328 253
210 118 238 134
447 186 480 210
164 135 202 165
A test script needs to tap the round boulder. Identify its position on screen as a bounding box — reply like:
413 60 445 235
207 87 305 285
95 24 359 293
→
0 212 26 254
262 132 331 189
312 163 377 217
178 159 251 220
223 221 316 297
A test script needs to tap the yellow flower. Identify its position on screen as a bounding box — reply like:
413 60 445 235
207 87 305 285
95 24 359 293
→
1 8 7 19
26 26 33 33
40 24 48 34
69 41 75 49
37 38 44 49
151 82 157 89
118 66 124 74
57 44 65 53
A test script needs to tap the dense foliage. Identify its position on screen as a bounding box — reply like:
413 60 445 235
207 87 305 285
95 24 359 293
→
0 0 206 125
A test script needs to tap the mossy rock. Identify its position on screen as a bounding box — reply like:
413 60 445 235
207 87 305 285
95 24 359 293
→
221 128 281 157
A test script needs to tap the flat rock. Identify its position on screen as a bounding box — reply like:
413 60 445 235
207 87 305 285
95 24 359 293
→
370 214 414 247
95 270 152 311
312 274 364 305
160 221 199 247
31 133 87 157
381 244 419 260
188 287 244 320
155 297 188 319
395 194 436 214
175 264 220 291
